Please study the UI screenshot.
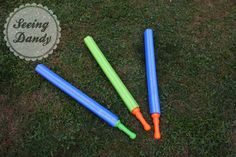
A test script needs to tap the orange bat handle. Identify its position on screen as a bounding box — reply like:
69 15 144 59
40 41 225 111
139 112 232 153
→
151 113 161 139
132 107 151 131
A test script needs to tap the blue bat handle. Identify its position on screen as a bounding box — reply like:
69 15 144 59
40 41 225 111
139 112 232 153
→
144 29 161 114
35 64 119 127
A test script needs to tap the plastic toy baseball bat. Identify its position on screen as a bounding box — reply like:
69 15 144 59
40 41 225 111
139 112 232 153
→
35 64 136 139
144 29 161 139
84 36 151 131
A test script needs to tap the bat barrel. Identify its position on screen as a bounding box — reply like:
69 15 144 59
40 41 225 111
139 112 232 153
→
35 64 119 126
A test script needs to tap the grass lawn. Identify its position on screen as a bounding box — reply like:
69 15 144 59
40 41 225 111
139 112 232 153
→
0 0 235 156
